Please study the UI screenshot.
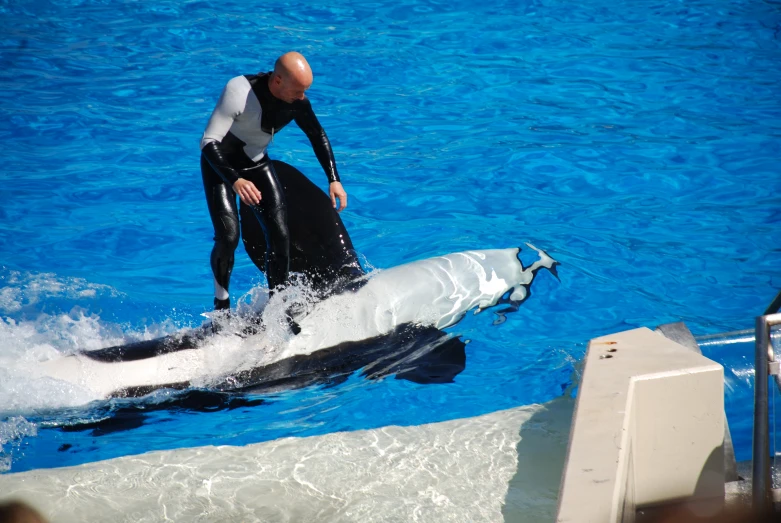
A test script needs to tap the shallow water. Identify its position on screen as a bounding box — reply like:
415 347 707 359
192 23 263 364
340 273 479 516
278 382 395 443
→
0 404 565 523
1 0 779 473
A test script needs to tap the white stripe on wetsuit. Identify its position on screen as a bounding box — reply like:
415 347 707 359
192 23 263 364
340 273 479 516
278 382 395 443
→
200 75 271 161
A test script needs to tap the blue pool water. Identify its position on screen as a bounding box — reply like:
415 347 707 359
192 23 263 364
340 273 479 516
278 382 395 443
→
1 0 779 473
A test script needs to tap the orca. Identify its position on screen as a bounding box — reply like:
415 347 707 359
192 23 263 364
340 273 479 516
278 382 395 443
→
32 161 559 402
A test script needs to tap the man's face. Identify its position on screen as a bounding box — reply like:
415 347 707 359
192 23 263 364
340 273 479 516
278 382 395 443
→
274 74 311 103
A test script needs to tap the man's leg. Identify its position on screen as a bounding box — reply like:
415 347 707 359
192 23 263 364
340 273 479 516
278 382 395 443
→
241 158 299 334
240 157 291 292
239 199 267 275
201 155 240 310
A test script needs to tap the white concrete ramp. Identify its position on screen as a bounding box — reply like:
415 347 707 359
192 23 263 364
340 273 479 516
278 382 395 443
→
0 402 571 523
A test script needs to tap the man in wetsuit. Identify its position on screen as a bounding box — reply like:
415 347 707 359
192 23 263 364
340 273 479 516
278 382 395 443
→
200 52 347 311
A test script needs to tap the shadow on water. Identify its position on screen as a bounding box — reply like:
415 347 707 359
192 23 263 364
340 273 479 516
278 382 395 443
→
55 390 269 437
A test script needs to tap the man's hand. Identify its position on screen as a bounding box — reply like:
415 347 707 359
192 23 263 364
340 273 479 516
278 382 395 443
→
329 181 348 212
233 178 261 205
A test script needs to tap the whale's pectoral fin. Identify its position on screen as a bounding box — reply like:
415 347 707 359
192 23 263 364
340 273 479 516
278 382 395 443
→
393 335 466 384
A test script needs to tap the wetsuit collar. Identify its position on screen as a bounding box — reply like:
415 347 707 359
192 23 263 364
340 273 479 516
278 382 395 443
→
261 71 292 105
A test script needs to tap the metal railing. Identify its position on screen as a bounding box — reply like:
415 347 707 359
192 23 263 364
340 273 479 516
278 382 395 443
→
752 312 781 511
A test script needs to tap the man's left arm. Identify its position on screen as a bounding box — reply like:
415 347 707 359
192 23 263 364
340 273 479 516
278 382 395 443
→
294 100 347 212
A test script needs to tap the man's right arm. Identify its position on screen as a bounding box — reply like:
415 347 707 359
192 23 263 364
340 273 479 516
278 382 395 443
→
200 77 246 187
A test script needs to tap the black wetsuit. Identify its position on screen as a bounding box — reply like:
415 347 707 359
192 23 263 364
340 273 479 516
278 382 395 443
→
200 72 340 306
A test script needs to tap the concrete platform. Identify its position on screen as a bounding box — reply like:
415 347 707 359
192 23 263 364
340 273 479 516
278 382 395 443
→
0 400 573 523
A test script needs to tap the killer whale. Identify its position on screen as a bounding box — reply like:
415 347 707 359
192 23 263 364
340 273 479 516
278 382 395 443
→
35 245 557 400
32 161 559 402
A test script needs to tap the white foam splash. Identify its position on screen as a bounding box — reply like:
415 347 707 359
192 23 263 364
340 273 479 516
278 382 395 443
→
0 313 125 414
0 417 37 473
0 272 176 415
0 270 119 314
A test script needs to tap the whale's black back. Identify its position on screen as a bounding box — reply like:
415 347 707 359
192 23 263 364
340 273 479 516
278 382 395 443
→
239 160 363 291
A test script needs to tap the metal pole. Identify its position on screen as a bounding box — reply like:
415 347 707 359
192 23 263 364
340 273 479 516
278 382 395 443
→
752 315 770 511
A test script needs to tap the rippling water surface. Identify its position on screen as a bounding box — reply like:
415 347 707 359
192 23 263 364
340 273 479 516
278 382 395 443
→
1 0 779 473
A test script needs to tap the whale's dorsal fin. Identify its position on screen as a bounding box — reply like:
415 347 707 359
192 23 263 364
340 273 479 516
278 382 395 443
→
239 160 364 292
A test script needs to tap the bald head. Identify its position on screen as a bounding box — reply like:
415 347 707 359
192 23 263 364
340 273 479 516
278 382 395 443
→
269 52 313 103
274 52 313 85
